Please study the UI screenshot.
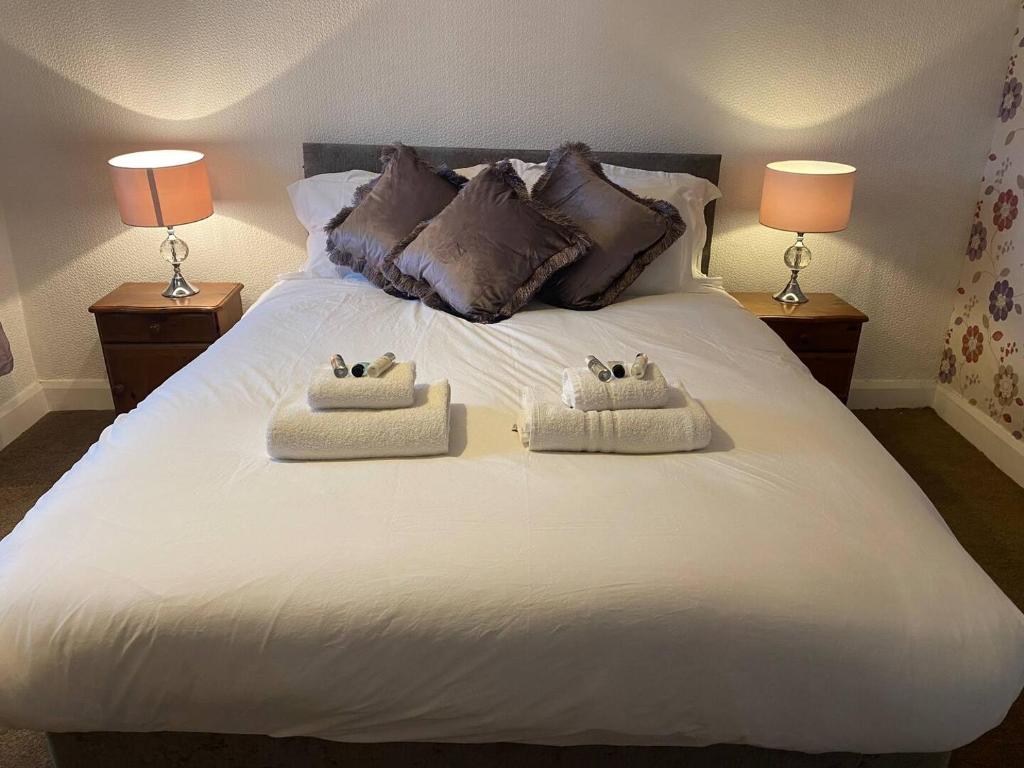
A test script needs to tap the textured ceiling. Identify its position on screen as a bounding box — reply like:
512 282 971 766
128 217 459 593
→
0 0 1016 383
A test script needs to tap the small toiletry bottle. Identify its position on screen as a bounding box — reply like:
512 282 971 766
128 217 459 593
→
330 354 349 379
607 360 627 379
585 355 612 382
367 352 396 378
351 362 369 378
631 353 648 379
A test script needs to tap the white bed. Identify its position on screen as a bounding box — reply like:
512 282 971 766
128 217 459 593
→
0 276 1021 756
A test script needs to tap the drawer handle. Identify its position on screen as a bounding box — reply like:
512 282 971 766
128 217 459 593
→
149 321 161 335
798 332 810 344
111 383 126 395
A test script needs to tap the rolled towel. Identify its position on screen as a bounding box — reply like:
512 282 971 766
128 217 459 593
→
522 384 710 454
308 361 416 410
269 381 451 460
561 363 669 411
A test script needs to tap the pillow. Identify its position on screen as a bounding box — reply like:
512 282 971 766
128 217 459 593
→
286 169 379 278
530 143 684 309
325 144 467 289
381 161 591 323
456 159 545 189
605 164 722 295
470 157 722 293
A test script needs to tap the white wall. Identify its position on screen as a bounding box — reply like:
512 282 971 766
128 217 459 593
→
0 0 1016 388
0 202 43 445
0 205 37 399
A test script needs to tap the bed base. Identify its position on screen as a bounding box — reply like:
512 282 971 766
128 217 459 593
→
46 732 950 768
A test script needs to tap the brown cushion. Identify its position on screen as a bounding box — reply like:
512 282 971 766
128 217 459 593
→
532 142 685 309
325 144 466 290
381 162 591 323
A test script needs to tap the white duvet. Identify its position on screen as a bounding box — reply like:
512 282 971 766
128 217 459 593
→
0 277 1021 755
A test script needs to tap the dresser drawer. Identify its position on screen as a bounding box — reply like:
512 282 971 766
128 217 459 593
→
95 312 220 343
763 319 862 353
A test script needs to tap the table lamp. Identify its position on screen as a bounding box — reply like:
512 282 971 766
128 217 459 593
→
759 160 856 304
108 150 213 298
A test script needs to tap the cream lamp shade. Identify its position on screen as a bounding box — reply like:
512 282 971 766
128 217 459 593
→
759 160 856 234
108 149 213 228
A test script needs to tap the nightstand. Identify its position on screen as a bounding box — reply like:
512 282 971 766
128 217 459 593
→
731 292 868 403
89 282 243 414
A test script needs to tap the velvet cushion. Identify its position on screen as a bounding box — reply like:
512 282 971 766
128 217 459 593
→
325 144 466 290
382 162 591 323
532 143 685 309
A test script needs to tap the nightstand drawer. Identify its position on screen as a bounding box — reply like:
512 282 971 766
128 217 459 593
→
95 312 220 344
799 352 857 402
763 319 862 353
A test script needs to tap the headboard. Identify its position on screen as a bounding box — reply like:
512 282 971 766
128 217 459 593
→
303 143 722 275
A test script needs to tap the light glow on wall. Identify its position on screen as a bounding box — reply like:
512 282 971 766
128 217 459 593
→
0 0 373 120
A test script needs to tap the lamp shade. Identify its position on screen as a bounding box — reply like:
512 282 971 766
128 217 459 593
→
759 160 856 233
108 150 213 228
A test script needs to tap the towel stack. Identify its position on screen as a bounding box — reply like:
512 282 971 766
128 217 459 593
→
520 363 712 454
267 361 451 460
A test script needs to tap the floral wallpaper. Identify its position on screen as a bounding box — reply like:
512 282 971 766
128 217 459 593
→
940 6 1024 441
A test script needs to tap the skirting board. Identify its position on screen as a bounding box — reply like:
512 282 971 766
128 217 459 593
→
0 379 112 448
40 378 114 411
0 381 49 449
3 378 1021 488
932 385 1024 489
33 378 927 414
847 379 936 409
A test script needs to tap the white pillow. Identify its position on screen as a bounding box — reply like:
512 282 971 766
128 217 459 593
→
458 159 721 294
455 159 545 188
602 163 722 295
286 169 379 277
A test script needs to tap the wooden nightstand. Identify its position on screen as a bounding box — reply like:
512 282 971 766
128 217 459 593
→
89 282 243 414
732 292 868 403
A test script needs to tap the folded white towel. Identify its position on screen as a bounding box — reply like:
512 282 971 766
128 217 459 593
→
561 363 669 411
308 361 416 410
521 384 711 454
269 381 451 460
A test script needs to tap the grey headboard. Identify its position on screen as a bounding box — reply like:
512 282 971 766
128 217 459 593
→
302 143 722 275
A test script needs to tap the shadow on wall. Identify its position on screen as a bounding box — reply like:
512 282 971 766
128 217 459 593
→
0 0 1014 384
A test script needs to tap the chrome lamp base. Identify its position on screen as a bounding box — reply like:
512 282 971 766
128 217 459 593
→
163 266 199 298
773 270 808 304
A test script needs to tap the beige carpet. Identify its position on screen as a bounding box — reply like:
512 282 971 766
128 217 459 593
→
0 408 1020 766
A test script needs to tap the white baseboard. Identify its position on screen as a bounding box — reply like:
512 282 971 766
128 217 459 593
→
40 379 113 411
848 379 936 409
932 385 1024 488
6 375 1023 488
0 381 49 449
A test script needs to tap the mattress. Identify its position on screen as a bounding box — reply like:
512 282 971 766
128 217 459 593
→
0 277 1021 755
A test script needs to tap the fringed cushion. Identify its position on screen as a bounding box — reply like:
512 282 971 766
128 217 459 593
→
381 162 591 323
532 142 685 309
325 144 466 291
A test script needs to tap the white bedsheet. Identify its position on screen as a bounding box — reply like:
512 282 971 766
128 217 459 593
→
0 277 1021 754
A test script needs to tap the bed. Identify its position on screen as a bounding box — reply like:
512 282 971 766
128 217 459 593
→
0 145 1021 768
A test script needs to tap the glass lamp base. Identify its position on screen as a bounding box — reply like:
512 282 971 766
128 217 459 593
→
773 269 808 304
160 227 199 298
774 233 811 304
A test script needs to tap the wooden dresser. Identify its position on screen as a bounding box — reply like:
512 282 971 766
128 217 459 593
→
731 292 868 403
90 282 243 414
